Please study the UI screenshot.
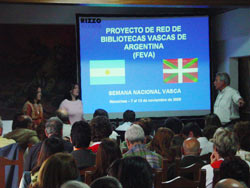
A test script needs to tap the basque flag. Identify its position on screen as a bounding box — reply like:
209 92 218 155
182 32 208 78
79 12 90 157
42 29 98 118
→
90 60 125 85
163 58 198 83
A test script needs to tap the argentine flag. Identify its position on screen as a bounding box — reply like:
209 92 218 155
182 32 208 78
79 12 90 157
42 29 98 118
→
90 60 125 85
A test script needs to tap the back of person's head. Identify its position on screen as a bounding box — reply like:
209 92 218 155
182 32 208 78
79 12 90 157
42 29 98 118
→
163 117 183 134
216 72 231 86
148 127 174 159
37 153 79 188
90 116 112 142
32 137 64 174
112 156 152 188
125 124 145 144
204 114 222 128
12 112 24 130
136 118 153 136
182 137 200 156
61 180 90 188
123 110 135 122
213 128 239 158
170 134 185 159
71 120 91 148
56 109 69 124
93 109 109 118
203 126 218 140
215 179 245 188
14 115 32 129
95 138 122 178
220 156 249 187
234 121 250 151
181 122 202 138
90 176 122 188
45 117 63 137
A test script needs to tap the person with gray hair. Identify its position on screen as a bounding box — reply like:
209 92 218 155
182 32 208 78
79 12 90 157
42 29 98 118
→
202 128 240 188
123 124 162 169
0 116 16 148
214 72 245 124
61 180 90 188
24 116 73 171
90 176 122 188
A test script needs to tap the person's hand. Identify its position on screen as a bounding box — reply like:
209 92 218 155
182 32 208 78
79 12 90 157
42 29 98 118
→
210 152 217 164
238 98 245 107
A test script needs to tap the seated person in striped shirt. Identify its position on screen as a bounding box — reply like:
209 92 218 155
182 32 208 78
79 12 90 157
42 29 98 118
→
123 124 162 169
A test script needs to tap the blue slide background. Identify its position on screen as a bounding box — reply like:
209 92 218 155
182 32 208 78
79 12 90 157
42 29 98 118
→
79 16 210 115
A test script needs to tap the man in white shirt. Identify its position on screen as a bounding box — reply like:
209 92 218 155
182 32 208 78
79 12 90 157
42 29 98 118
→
213 72 245 124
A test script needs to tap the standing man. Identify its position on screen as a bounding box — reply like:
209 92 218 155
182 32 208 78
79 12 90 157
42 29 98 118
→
214 72 245 124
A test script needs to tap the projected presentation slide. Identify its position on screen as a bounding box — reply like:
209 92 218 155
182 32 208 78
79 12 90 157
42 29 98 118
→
77 16 211 119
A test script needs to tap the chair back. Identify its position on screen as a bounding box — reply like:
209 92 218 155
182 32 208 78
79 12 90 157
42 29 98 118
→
161 176 200 188
85 170 96 185
161 158 172 181
176 162 203 180
79 166 96 182
153 168 163 188
213 168 220 188
0 146 24 188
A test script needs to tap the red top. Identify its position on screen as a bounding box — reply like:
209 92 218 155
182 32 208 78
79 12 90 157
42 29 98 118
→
211 159 223 169
88 142 101 153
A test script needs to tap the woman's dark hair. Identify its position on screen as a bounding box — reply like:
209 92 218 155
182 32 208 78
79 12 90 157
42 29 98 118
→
93 138 122 180
90 116 112 142
27 85 41 104
109 156 153 188
93 109 109 118
148 127 175 161
12 112 24 130
71 120 91 148
163 117 183 134
36 153 79 188
31 137 64 174
170 134 185 159
220 156 249 186
204 114 222 128
64 83 80 101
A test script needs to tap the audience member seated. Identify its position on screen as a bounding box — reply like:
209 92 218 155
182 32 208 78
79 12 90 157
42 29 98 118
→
56 108 71 140
90 176 122 188
71 120 96 169
167 137 205 180
89 116 112 153
19 137 64 188
24 117 73 171
181 122 213 156
234 121 250 163
163 117 183 135
0 116 16 148
108 156 152 188
31 153 79 188
204 114 222 129
4 115 39 149
202 128 239 188
61 180 90 188
12 112 24 130
136 118 154 144
123 124 162 169
219 156 249 188
92 138 122 180
148 127 175 162
215 179 245 188
93 109 118 140
116 110 135 132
